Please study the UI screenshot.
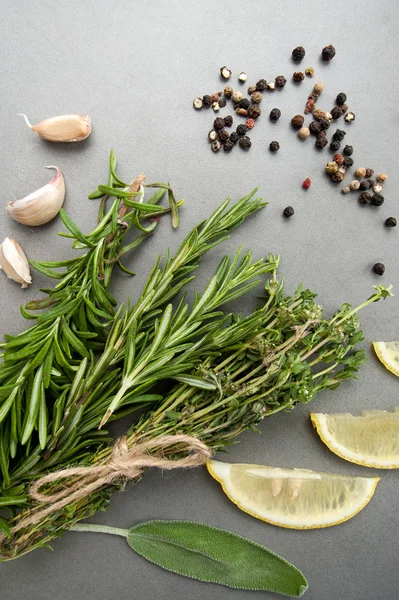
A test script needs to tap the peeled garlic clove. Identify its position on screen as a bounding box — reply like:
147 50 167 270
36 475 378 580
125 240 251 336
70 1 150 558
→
0 237 31 288
19 113 91 142
6 166 65 226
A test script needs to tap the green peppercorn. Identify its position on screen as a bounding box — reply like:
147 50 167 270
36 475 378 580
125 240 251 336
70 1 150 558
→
305 66 315 77
208 130 217 142
293 71 305 82
211 140 221 153
239 136 252 150
373 263 385 276
332 129 346 142
218 128 230 142
213 117 225 130
291 114 305 129
371 193 384 206
236 124 248 136
385 217 397 227
275 75 287 88
256 79 268 91
224 86 233 98
325 161 339 175
251 91 263 104
229 131 239 144
359 192 372 204
309 121 322 136
321 44 336 61
319 118 330 131
247 105 261 119
330 140 340 152
331 106 342 120
223 139 235 152
269 140 280 152
239 98 250 109
269 108 281 121
283 206 294 218
292 46 306 61
343 145 353 156
203 95 212 107
224 115 233 127
218 97 227 108
336 93 347 106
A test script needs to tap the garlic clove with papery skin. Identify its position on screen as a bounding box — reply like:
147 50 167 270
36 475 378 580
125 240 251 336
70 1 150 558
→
6 166 65 226
0 237 31 288
18 114 91 142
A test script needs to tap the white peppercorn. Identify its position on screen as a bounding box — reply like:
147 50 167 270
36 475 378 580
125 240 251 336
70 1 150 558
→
313 81 325 94
350 180 360 190
212 102 220 112
341 186 350 194
208 130 217 142
220 66 232 79
298 127 310 139
231 90 243 103
238 72 247 82
193 97 203 110
373 183 384 193
345 112 355 122
355 167 366 178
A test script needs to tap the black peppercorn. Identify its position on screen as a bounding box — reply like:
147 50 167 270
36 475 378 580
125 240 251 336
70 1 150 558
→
218 128 230 142
224 115 233 128
367 179 375 189
373 263 385 276
236 124 248 136
239 136 252 150
239 98 250 109
283 206 294 218
218 97 227 108
339 104 348 116
343 145 353 156
385 217 397 227
309 121 321 135
223 139 235 152
269 140 280 152
275 75 287 88
371 193 384 206
247 85 257 95
359 192 372 205
332 129 346 142
213 117 225 131
365 168 374 178
292 46 306 62
256 79 268 91
293 71 305 82
203 95 212 107
229 131 239 144
359 180 369 191
343 157 354 168
269 108 281 121
331 106 342 120
321 44 336 61
330 140 341 152
291 114 304 129
319 118 330 131
336 92 347 106
316 133 328 148
247 105 261 119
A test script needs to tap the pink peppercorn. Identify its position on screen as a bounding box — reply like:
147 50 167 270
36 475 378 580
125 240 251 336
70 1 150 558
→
245 118 255 129
303 177 312 189
333 154 344 166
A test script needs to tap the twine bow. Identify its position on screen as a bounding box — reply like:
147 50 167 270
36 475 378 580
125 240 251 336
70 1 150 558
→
12 434 212 534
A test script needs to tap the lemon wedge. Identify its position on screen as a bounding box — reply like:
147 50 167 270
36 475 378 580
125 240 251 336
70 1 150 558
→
207 460 379 529
373 341 399 377
311 410 399 468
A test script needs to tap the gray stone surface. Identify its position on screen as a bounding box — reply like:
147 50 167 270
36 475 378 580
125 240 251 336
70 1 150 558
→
0 0 398 598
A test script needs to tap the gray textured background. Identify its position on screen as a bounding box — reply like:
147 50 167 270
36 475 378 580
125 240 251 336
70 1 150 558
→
0 1 398 598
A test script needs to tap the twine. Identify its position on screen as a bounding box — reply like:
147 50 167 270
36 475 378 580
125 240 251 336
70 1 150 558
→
11 434 211 534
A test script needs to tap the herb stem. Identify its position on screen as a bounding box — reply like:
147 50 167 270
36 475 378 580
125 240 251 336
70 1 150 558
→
70 523 128 537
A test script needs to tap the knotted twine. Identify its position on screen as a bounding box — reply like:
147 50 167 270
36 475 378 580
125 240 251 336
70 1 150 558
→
11 434 212 534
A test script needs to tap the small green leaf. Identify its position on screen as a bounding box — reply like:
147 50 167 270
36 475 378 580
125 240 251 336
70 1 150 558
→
127 520 308 596
172 375 217 390
0 516 11 538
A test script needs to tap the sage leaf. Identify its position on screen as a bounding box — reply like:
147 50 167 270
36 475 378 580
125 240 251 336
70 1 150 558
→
127 520 308 597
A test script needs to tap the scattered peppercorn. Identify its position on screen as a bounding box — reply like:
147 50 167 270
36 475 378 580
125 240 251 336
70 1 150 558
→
231 90 243 103
377 173 388 183
341 186 350 194
247 104 262 119
211 140 221 153
269 140 280 152
255 79 267 91
293 71 305 82
292 46 306 61
373 183 384 194
229 131 239 144
218 128 230 142
345 112 355 122
324 111 333 121
309 121 322 135
223 139 235 152
319 118 330 131
355 167 366 178
220 66 232 80
298 127 310 139
303 177 312 189
214 117 225 130
316 133 328 149
332 171 345 183
365 168 374 178
326 162 339 175
336 92 347 106
275 75 287 88
373 263 385 276
212 102 220 112
332 129 346 142
359 181 369 191
267 81 276 90
270 108 281 121
343 145 353 156
321 44 336 61
339 104 348 116
333 154 344 166
331 106 342 120
283 206 295 218
236 108 248 117
208 130 217 142
385 217 397 227
224 86 233 98
224 115 233 127
239 136 252 150
305 67 315 78
238 72 247 83
247 85 257 95
371 193 384 206
350 180 360 190
202 95 212 107
366 179 374 188
305 98 315 114
193 97 203 110
291 114 305 129
359 192 372 204
251 91 263 104
245 118 255 129
239 98 250 109
313 109 325 121
218 97 226 108
313 81 325 94
211 92 222 103
330 140 341 152
343 157 354 168
236 124 248 136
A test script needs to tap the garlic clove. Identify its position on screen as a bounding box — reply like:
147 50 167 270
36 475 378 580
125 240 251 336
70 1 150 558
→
6 166 65 226
0 237 31 288
18 114 91 142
